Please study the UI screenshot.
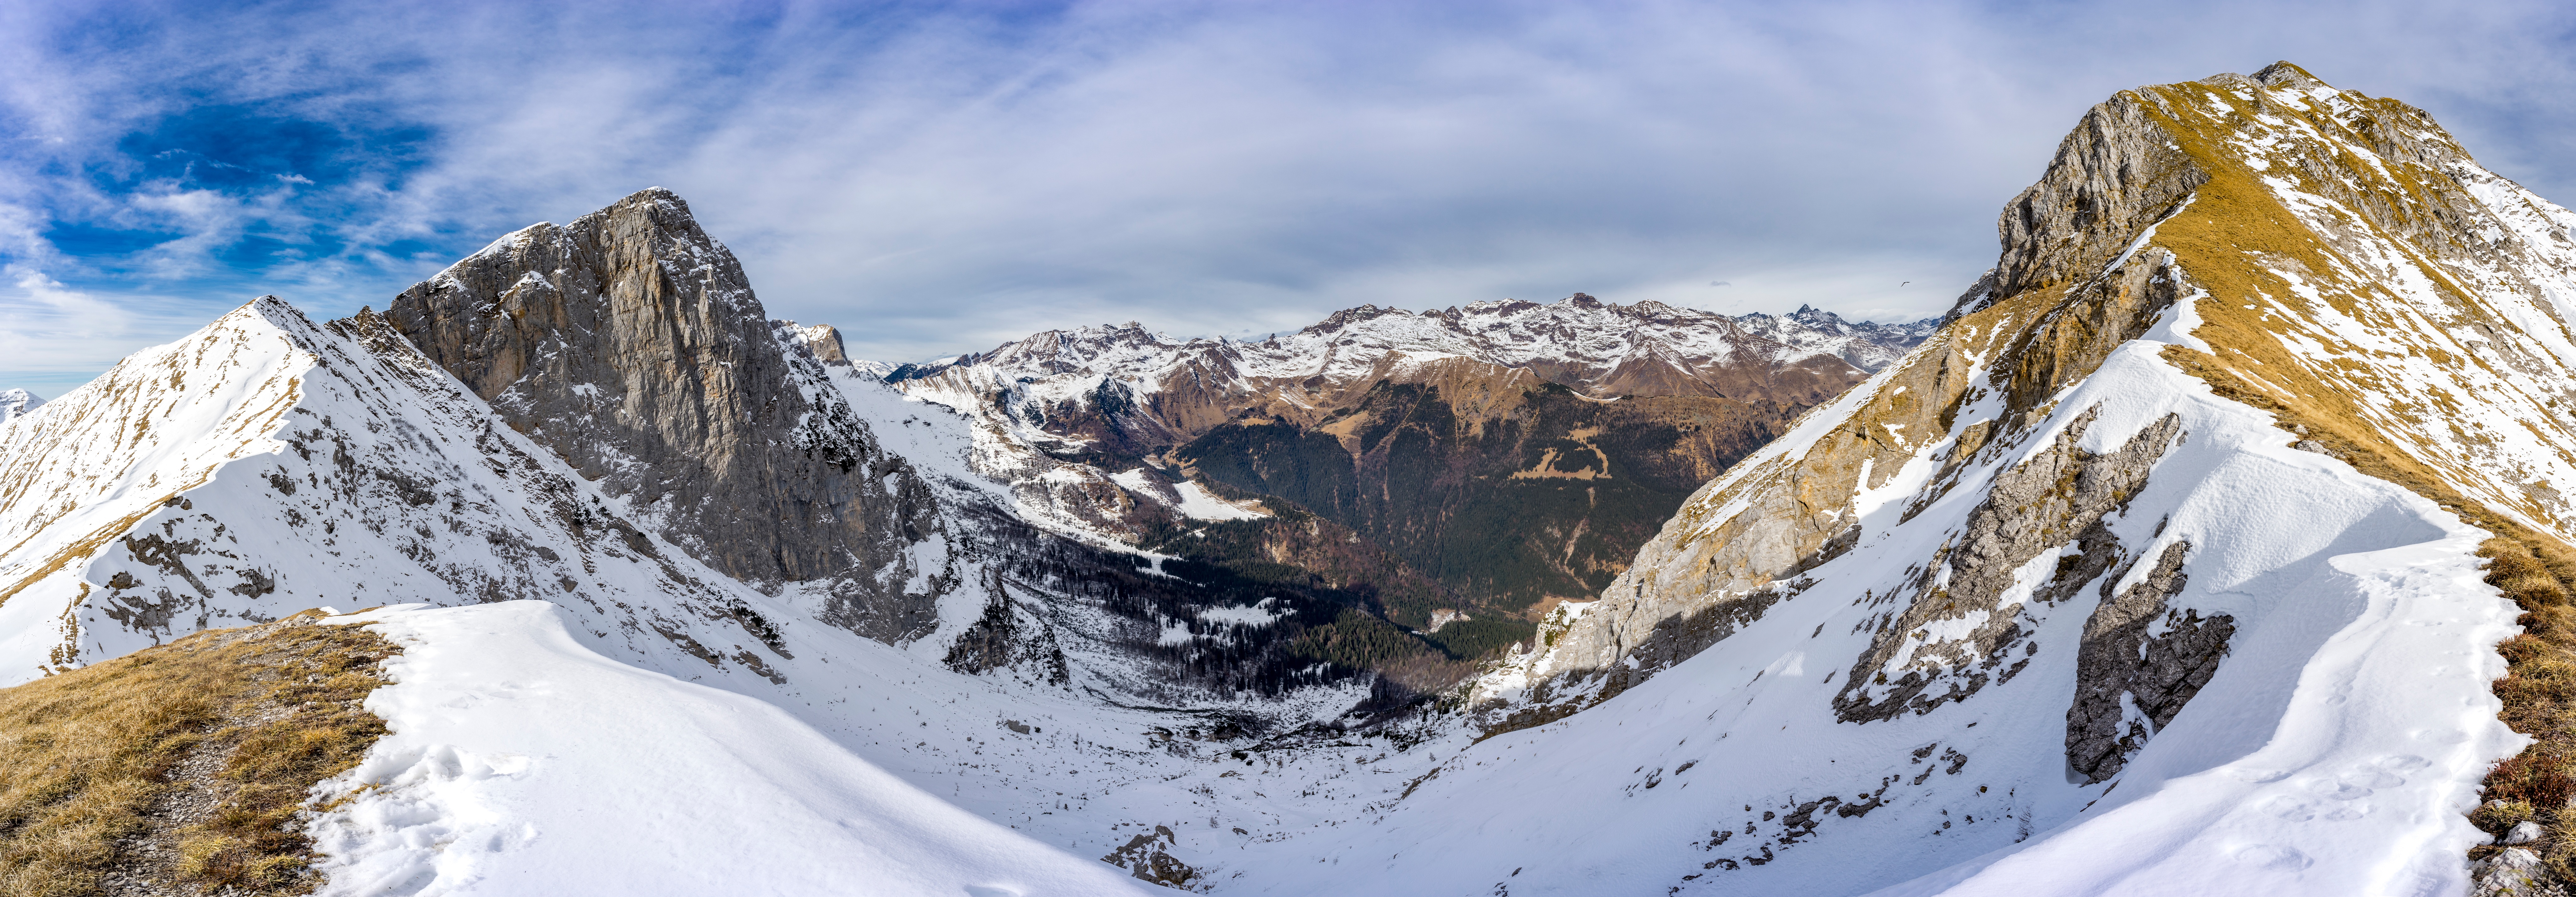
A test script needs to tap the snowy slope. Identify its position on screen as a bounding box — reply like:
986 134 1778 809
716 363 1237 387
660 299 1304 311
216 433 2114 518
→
309 601 1155 897
1265 62 2573 896
0 292 1440 892
0 298 799 681
1246 312 2519 896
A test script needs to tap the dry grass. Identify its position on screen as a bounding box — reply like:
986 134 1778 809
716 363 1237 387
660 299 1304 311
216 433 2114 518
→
2468 535 2576 876
2082 73 2576 877
0 611 398 897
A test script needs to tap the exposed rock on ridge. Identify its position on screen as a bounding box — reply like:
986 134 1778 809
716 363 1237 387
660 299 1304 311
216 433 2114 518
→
2064 540 2228 783
1471 59 2576 783
1830 410 2186 725
385 188 948 640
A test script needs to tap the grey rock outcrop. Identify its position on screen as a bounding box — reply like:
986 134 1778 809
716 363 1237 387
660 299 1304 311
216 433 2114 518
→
1990 91 2207 299
382 187 949 641
1100 824 1200 889
2063 540 2233 782
2474 847 2549 897
1832 410 2185 725
783 321 855 366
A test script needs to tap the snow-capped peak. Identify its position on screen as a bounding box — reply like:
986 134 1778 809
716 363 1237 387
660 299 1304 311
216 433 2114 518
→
0 388 40 426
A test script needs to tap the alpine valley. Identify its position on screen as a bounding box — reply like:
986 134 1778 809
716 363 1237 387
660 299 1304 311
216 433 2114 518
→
4 62 2574 897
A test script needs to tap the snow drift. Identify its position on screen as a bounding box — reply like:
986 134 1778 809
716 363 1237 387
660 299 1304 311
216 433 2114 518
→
310 601 1153 897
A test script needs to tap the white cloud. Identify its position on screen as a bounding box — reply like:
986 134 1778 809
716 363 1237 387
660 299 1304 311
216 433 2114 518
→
2 0 2575 379
0 268 140 397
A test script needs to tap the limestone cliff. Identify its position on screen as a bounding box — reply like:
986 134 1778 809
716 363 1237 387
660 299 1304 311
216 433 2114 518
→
384 188 949 641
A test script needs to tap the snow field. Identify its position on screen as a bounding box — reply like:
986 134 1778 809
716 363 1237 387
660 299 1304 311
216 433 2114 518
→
309 601 1158 897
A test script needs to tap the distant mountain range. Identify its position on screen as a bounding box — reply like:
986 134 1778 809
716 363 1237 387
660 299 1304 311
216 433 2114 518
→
858 295 1936 635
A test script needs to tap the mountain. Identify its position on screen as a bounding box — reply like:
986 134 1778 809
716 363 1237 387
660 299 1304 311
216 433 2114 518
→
3 59 2564 897
0 190 1499 891
1315 60 2566 895
0 388 38 426
880 295 1939 631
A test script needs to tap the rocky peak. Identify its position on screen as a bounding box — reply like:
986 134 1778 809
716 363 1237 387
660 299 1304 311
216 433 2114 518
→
2248 59 2328 92
1990 88 2207 299
1427 64 2573 888
960 322 1180 376
780 321 853 366
382 187 944 639
1475 57 2576 766
1299 304 1407 336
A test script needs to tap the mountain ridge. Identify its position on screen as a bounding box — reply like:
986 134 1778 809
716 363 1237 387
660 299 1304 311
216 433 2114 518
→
867 294 1939 625
1405 59 2564 895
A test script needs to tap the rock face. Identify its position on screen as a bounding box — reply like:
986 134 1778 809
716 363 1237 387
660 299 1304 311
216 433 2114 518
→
1831 410 2189 728
784 322 854 366
384 188 946 640
884 295 1939 622
2062 540 2232 782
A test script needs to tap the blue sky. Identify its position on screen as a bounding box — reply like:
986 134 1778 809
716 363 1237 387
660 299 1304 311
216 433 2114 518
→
5 0 2575 398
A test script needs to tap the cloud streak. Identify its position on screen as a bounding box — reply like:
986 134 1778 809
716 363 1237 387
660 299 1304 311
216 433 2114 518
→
3 0 2575 394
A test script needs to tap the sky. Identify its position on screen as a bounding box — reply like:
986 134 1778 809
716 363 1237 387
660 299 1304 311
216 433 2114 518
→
4 1 2575 398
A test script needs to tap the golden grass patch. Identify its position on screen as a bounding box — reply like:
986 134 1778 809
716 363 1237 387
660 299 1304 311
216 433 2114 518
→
0 611 398 896
2458 535 2576 878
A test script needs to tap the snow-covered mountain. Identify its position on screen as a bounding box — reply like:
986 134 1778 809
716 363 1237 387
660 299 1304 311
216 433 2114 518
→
879 294 1938 624
890 295 1935 401
0 191 1464 891
0 388 39 426
4 59 2568 897
1373 61 2572 895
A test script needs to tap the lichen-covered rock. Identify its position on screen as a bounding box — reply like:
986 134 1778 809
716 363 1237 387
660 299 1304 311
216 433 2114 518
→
2475 847 2549 897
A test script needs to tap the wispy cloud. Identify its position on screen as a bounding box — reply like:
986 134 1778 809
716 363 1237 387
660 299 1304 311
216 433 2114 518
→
0 266 210 394
2 0 2574 393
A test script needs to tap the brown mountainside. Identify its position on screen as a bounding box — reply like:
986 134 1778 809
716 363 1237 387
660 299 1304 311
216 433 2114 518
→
883 296 1938 626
